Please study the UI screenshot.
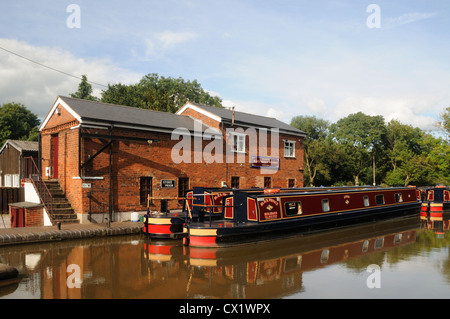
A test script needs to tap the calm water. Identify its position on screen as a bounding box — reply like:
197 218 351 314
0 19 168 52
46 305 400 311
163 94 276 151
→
1 214 450 299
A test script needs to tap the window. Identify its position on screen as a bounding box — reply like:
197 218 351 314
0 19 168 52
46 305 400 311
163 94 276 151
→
231 133 245 153
284 140 295 157
178 177 189 198
322 199 330 212
4 174 12 187
395 193 403 203
140 177 153 205
320 249 330 263
394 234 403 244
288 179 295 188
363 196 370 207
362 240 369 253
231 176 240 189
264 177 272 188
375 195 385 205
285 201 302 216
12 174 20 188
374 237 384 249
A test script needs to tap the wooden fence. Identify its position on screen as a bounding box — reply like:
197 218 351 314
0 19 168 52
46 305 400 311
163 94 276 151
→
0 187 24 214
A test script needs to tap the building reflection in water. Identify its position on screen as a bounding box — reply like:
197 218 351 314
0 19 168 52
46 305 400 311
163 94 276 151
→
2 215 441 299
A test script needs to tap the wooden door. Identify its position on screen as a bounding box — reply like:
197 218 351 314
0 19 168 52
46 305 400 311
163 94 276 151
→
51 134 59 179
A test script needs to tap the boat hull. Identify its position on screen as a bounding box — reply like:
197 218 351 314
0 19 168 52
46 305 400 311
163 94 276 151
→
187 202 421 248
143 213 187 239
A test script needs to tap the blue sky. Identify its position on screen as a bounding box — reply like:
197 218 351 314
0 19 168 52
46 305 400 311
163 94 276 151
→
1 1 449 134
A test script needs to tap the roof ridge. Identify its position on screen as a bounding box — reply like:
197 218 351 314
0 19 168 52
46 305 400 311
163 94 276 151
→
189 101 278 120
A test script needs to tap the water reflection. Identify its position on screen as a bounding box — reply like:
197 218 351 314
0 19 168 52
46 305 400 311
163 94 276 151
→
1 214 450 299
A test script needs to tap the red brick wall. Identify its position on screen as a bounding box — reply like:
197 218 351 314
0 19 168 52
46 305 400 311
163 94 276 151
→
178 107 221 130
40 103 304 219
25 206 44 227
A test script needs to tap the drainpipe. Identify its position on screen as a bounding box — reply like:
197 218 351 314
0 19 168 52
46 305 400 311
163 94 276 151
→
108 125 113 227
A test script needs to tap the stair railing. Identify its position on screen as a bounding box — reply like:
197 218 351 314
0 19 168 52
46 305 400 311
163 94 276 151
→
23 157 54 219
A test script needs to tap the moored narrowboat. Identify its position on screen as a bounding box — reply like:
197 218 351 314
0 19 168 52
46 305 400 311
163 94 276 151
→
143 187 235 239
420 186 450 216
184 186 421 248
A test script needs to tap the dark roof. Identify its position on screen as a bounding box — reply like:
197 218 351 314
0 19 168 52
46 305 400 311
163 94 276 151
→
56 96 217 134
0 140 38 154
185 102 306 137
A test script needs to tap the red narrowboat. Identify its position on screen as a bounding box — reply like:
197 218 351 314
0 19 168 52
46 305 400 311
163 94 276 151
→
143 187 235 239
184 186 421 248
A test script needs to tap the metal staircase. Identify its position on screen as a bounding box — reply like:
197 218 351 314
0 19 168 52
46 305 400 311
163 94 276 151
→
23 157 79 225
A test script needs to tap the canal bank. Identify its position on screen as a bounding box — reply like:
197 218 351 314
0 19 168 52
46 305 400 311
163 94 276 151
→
0 221 143 246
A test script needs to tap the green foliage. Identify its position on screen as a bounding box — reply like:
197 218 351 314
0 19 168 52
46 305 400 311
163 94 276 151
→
70 75 98 101
0 102 40 146
101 73 222 112
292 108 450 187
329 112 387 186
437 106 450 137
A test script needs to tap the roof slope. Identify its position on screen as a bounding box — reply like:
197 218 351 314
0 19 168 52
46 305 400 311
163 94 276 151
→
0 139 38 154
42 96 218 134
182 102 306 136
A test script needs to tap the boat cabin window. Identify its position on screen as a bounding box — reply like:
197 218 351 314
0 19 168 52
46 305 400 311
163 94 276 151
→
322 199 330 212
362 240 369 253
285 201 303 216
427 190 434 201
374 237 384 249
363 196 370 207
395 193 403 203
320 249 330 263
375 195 385 206
394 234 403 244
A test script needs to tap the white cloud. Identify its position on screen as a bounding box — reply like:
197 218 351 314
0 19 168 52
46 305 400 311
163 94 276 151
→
335 96 439 130
0 38 142 119
384 12 437 28
144 31 199 59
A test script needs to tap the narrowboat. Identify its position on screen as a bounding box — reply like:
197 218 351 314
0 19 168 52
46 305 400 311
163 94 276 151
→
184 186 421 248
143 186 380 239
420 186 450 216
143 187 236 239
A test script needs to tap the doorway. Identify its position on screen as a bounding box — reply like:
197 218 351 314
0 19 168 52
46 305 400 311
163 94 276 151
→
51 134 59 179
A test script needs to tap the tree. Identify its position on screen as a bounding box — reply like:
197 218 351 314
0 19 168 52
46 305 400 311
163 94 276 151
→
290 115 330 186
384 120 424 186
0 102 40 146
437 106 450 138
101 73 222 112
70 75 98 101
330 112 387 186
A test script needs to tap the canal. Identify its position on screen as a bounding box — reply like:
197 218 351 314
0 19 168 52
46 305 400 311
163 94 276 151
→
0 214 449 299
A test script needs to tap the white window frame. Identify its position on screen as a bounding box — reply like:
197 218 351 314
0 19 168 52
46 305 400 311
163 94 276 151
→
12 174 20 188
284 140 296 158
4 174 12 187
230 132 246 153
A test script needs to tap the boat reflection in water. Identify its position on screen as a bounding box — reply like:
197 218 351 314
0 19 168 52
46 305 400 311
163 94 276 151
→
3 215 440 299
144 216 419 299
420 208 450 237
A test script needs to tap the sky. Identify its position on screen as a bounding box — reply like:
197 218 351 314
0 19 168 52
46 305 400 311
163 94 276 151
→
0 0 449 135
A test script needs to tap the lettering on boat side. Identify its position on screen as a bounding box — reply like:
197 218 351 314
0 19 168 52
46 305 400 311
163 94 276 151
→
178 303 271 315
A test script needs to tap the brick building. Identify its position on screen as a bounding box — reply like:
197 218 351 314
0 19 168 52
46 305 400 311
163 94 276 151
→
38 96 305 223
